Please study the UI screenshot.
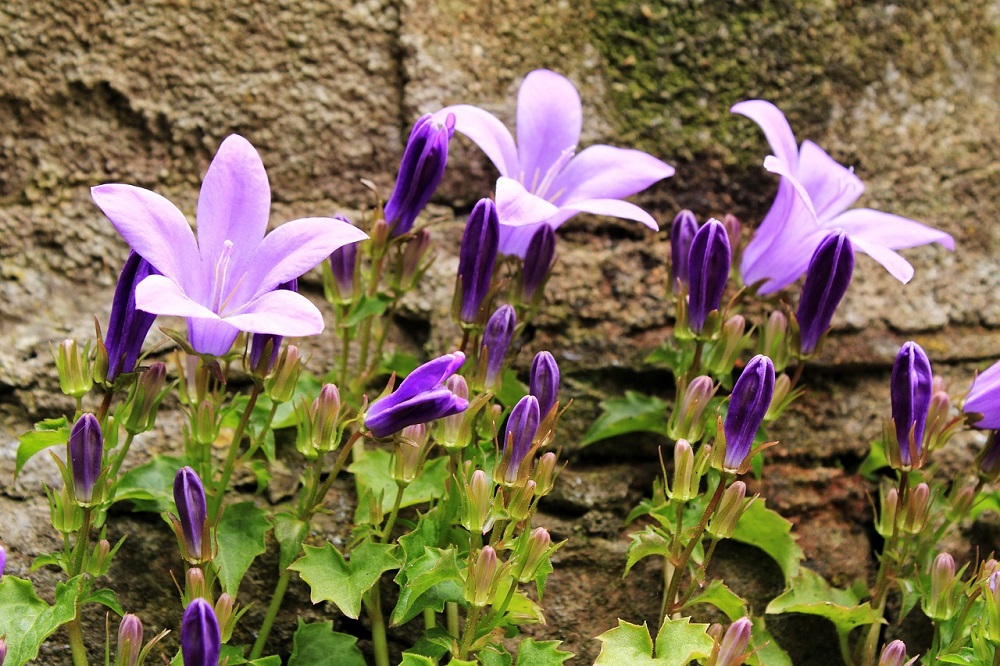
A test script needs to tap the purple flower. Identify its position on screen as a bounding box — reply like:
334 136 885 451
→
328 214 358 298
482 305 516 388
365 352 469 438
724 355 775 470
529 351 560 418
521 224 556 301
687 218 731 334
69 414 103 502
92 135 368 356
181 597 221 666
456 199 500 322
384 113 456 237
891 341 933 466
174 466 208 561
670 209 698 290
433 69 674 257
503 395 541 483
249 279 298 374
797 231 855 354
105 251 159 380
965 360 1000 429
731 100 954 294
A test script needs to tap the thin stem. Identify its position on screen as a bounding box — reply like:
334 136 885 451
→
208 382 262 521
108 432 136 480
458 605 483 660
423 608 437 630
380 483 407 543
97 390 115 422
71 508 93 577
67 616 89 666
366 585 390 666
790 361 806 388
446 602 460 638
250 569 291 659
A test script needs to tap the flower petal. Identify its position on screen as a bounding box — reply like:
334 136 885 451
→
225 290 325 337
515 70 582 183
831 208 955 251
91 184 200 287
847 235 915 283
497 222 546 258
965 360 1000 428
731 100 800 172
432 104 518 177
196 134 271 270
188 318 241 356
495 176 560 227
557 197 660 230
134 274 220 320
797 140 864 220
551 144 675 205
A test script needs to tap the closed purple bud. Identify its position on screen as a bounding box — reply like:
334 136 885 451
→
249 279 297 375
716 617 752 666
522 224 556 300
106 251 159 380
530 351 560 418
0 544 5 580
329 214 358 297
723 355 775 470
670 209 698 290
365 352 469 438
878 640 908 666
797 231 854 354
181 597 221 666
69 413 103 503
891 342 933 467
482 305 516 387
174 466 208 561
116 613 143 666
503 395 540 484
384 113 456 236
687 218 731 333
457 199 500 322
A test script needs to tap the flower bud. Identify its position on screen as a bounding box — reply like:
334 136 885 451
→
192 399 219 446
517 527 553 582
708 481 753 538
174 467 209 562
947 483 976 521
506 480 536 522
249 280 298 376
399 228 432 289
0 634 7 666
185 566 207 602
480 305 516 389
797 231 854 355
265 344 302 404
715 617 752 666
105 251 159 382
532 452 559 496
902 482 932 534
722 213 742 251
924 389 956 452
394 424 429 484
687 218 731 334
214 593 238 642
877 640 908 666
437 375 470 447
466 547 499 607
925 552 959 621
670 440 697 502
124 362 168 435
181 597 221 666
669 376 716 443
456 199 501 323
90 538 112 576
530 351 560 419
876 486 899 537
69 414 103 503
384 113 455 237
310 383 342 453
705 315 748 376
116 613 143 666
327 214 358 301
890 341 932 469
670 210 698 291
498 395 540 485
764 373 794 422
522 224 556 301
462 469 494 534
55 338 93 399
759 310 790 373
722 355 775 472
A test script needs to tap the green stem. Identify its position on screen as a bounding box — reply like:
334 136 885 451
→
446 602 460 638
366 585 390 666
423 608 437 631
338 305 352 389
250 569 291 659
71 508 93 577
458 605 483 660
108 432 136 480
208 382 262 521
380 483 407 543
67 615 89 666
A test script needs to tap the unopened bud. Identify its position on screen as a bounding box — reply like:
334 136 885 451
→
437 375 470 447
708 481 752 539
705 315 748 376
463 470 494 534
116 613 143 666
506 480 536 522
670 440 697 502
214 592 237 642
466 547 499 607
69 413 103 504
394 424 429 484
125 362 168 434
877 640 909 666
877 486 899 537
55 338 93 399
948 484 976 521
90 538 112 575
266 345 301 404
764 374 793 422
925 552 959 621
311 384 342 452
924 389 952 451
716 617 752 666
669 376 716 442
186 566 207 601
370 217 392 250
902 482 932 534
532 452 559 496
759 310 790 373
517 527 553 582
192 400 219 446
722 214 742 251
980 432 1000 482
399 228 432 288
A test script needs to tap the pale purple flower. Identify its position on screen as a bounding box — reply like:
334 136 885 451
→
92 135 368 356
433 69 674 257
965 360 1000 429
731 100 954 294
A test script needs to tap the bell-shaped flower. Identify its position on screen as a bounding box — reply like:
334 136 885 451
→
365 352 469 438
69 414 103 503
384 113 456 237
92 134 368 356
965 359 1000 429
433 69 674 257
891 341 933 467
456 199 500 322
723 355 775 471
731 100 954 294
105 251 159 381
174 466 208 562
687 218 731 334
181 597 221 666
796 230 855 354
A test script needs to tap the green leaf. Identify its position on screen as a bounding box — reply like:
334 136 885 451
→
249 658 283 666
16 417 69 477
580 391 668 447
343 293 394 327
645 341 694 375
390 546 465 626
380 351 421 379
216 501 272 596
595 618 713 665
289 540 400 619
654 617 715 665
494 368 529 409
273 512 310 572
515 639 574 665
349 450 449 520
287 619 366 666
478 650 512 666
83 587 124 615
860 438 889 480
624 525 669 576
0 575 85 666
766 568 883 642
730 499 803 581
746 616 792 666
400 655 438 666
684 579 747 621
113 455 185 512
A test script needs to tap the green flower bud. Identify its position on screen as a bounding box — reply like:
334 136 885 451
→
668 376 716 443
54 338 93 399
466 547 499 607
669 440 697 502
902 482 932 534
759 310 790 372
876 485 898 538
192 400 219 446
124 362 168 435
925 552 961 621
516 527 553 583
705 315 749 376
214 593 238 642
265 345 302 404
532 452 559 497
393 424 429 485
461 470 495 535
708 481 753 539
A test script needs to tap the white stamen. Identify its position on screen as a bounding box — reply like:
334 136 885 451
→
211 240 235 313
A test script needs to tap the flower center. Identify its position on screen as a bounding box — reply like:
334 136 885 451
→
210 240 245 315
524 146 576 202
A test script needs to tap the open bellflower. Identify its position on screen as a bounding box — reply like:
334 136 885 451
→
174 466 208 561
384 113 456 237
69 413 103 503
687 218 731 334
92 134 368 356
365 352 469 437
723 354 775 471
964 360 1000 429
797 230 854 354
433 69 674 256
731 100 954 294
181 597 221 666
105 251 159 381
891 341 933 467
457 198 500 322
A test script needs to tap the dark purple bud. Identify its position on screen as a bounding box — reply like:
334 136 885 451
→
117 613 143 666
69 413 103 503
687 218 731 333
521 224 556 301
457 199 500 322
384 113 456 237
670 210 698 290
797 231 854 354
482 305 516 388
529 351 560 418
503 395 541 484
249 279 298 375
174 466 208 561
181 597 221 666
891 341 933 467
0 544 6 580
328 214 358 297
106 251 159 381
365 352 469 438
723 355 775 470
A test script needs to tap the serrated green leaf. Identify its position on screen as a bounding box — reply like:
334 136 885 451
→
655 617 715 665
515 638 573 665
83 587 123 615
349 450 449 520
249 657 282 666
448 659 480 666
624 525 669 576
16 417 69 477
400 655 438 666
216 501 272 596
273 512 310 572
287 619 366 666
746 616 792 666
685 579 747 621
404 627 453 662
595 618 712 666
766 568 882 639
391 547 465 626
645 341 694 375
290 540 400 619
580 391 668 447
343 293 394 327
595 620 656 664
730 499 803 581
113 455 185 512
938 648 987 665
0 575 85 666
